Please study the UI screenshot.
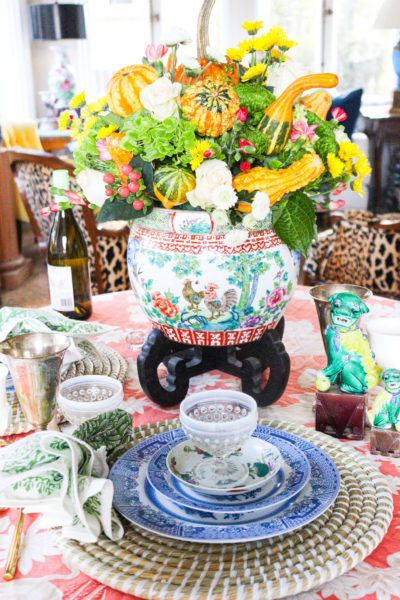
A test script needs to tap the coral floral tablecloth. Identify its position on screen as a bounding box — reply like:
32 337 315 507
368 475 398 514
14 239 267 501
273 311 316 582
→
1 286 400 600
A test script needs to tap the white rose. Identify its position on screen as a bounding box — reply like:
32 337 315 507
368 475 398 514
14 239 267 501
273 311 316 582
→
187 159 232 210
206 45 225 63
139 77 181 121
76 168 107 208
181 56 200 73
251 191 270 221
211 184 237 210
211 209 229 226
334 128 351 144
242 213 257 229
224 229 249 248
163 27 191 46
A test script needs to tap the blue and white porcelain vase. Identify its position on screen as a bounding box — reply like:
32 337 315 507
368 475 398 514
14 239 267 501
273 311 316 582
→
127 208 299 346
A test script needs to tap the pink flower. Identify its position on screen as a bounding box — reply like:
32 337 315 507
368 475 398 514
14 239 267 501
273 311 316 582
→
330 198 345 210
40 207 51 217
265 287 286 310
236 108 248 122
240 161 251 171
65 190 86 206
203 149 213 158
289 121 318 143
60 79 72 91
49 202 60 212
331 107 347 122
145 44 168 62
96 139 112 161
331 181 347 196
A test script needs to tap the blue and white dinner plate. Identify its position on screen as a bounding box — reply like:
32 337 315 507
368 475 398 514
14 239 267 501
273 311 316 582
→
109 425 340 543
146 428 311 514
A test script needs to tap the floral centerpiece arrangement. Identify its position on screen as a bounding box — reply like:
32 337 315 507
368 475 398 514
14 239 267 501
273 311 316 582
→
41 16 372 347
47 19 370 255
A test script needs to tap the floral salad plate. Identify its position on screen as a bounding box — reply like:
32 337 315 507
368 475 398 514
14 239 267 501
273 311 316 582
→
109 426 340 543
147 428 310 514
166 435 282 495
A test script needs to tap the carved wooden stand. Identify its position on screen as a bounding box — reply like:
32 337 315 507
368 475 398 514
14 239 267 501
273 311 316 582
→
137 318 290 408
370 427 400 458
315 386 366 440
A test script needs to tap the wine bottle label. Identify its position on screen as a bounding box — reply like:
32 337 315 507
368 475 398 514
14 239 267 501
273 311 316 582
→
47 264 75 311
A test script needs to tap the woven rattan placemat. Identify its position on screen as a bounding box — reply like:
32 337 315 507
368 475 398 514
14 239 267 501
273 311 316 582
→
4 343 127 436
58 417 393 600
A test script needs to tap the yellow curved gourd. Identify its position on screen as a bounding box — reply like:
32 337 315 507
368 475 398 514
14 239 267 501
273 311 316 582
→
106 65 158 117
298 90 332 120
233 152 325 209
257 73 338 154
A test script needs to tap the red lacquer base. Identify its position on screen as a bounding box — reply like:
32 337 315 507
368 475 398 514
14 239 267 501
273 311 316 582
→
315 387 366 440
370 427 400 457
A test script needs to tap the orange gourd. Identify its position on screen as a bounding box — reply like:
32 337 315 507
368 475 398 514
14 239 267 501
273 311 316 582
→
168 56 239 86
258 73 338 154
180 79 240 137
233 153 325 207
106 65 158 117
106 133 133 183
298 90 332 119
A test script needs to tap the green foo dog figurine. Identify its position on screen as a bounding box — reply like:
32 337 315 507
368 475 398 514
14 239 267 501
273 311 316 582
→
315 292 381 394
368 369 400 431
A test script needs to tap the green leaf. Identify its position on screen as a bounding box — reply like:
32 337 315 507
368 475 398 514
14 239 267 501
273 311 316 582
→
271 192 316 256
129 155 154 195
103 112 124 128
97 196 153 222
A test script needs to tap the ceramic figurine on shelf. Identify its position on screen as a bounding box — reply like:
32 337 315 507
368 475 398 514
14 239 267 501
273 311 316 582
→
369 369 400 457
315 292 381 394
314 292 380 440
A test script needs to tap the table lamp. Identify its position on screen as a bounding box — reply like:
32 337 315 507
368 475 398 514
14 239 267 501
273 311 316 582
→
375 0 400 113
29 3 86 115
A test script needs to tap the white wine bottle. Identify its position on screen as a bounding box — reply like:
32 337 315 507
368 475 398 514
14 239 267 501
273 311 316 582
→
47 170 92 320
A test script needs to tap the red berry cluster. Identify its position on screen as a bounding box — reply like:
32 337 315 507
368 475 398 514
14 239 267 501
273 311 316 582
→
103 164 144 210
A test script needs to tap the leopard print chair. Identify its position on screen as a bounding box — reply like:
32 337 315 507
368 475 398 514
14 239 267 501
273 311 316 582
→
304 210 400 299
10 151 130 295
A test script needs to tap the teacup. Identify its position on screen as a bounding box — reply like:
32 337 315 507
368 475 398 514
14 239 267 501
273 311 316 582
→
366 317 400 370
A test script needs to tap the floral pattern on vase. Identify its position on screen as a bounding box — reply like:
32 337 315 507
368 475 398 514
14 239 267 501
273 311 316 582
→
127 208 298 346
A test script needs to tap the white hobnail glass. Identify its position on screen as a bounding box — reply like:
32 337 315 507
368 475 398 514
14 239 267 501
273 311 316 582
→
179 390 258 488
58 375 123 426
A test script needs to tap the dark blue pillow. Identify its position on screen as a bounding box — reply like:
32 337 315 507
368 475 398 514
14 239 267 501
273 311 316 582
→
327 88 363 137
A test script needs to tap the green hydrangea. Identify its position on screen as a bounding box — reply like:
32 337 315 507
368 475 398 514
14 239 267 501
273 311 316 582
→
121 110 197 165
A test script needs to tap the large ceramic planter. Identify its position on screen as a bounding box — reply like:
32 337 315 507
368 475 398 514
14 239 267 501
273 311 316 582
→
127 208 299 346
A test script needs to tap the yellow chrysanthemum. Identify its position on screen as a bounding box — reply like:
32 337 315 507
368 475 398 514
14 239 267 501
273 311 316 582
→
97 125 118 139
352 177 365 196
69 126 81 139
241 63 267 82
190 140 212 170
58 110 72 132
327 153 345 179
76 132 86 147
237 39 252 55
338 141 359 162
271 48 287 61
86 96 108 114
84 115 98 131
69 90 85 109
354 153 372 177
226 47 245 62
72 117 82 127
241 20 264 35
80 107 91 119
264 26 297 50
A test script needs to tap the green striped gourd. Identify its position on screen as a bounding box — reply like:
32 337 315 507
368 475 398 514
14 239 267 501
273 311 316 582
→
153 165 196 210
257 73 338 155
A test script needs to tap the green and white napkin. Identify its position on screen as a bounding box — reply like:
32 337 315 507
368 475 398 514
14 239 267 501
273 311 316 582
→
0 306 116 340
0 431 124 543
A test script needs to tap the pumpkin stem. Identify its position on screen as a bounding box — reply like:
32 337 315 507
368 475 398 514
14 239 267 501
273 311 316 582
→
197 0 216 59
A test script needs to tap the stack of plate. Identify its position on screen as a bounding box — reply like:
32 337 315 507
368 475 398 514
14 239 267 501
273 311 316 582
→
109 424 340 543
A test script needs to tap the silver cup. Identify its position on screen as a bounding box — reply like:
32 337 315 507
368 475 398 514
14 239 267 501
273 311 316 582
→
309 284 372 354
0 333 70 431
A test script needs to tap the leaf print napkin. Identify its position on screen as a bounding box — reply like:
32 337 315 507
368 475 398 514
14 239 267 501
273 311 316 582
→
0 432 124 543
73 409 132 458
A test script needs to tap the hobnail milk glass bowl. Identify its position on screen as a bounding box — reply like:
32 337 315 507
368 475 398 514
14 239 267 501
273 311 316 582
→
179 390 258 488
58 375 123 426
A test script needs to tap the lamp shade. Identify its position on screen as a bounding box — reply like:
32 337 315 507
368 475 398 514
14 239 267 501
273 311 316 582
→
374 0 400 29
29 3 86 40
